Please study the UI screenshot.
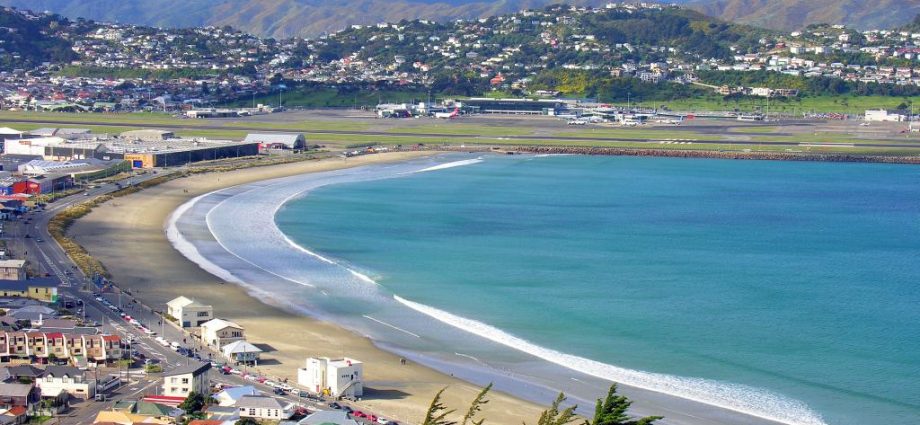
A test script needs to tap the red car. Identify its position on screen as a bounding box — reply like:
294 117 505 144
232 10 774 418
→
352 411 366 418
368 415 378 423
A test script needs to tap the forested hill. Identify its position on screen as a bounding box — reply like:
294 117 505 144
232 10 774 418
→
0 8 77 69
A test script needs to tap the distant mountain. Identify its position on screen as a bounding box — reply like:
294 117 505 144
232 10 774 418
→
687 0 920 32
4 0 918 38
0 0 618 38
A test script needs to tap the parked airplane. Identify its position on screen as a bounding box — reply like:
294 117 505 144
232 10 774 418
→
435 107 460 119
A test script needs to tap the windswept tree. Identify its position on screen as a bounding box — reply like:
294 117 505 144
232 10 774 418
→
533 392 579 425
591 384 662 425
422 387 457 425
462 383 492 425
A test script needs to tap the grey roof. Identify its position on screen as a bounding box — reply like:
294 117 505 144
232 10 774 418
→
164 361 210 377
7 365 43 378
38 319 75 329
12 305 56 315
0 277 59 292
42 366 83 379
234 395 285 409
298 410 360 425
0 368 11 383
0 383 33 397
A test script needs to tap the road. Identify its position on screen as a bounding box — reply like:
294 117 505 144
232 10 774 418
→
6 116 920 149
18 170 383 424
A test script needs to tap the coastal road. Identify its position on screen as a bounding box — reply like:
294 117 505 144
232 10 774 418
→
19 179 349 417
7 116 920 149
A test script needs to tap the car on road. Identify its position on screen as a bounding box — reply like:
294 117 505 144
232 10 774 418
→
329 402 343 410
273 387 286 395
35 238 43 242
367 414 378 423
377 417 390 424
352 411 366 418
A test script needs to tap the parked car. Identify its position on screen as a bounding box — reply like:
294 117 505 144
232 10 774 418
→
273 387 286 395
352 411 366 418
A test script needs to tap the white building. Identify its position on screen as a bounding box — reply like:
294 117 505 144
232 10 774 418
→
214 385 260 407
199 318 245 349
297 357 363 399
221 340 262 364
161 361 210 398
243 133 306 150
865 109 906 122
37 366 95 400
166 296 213 328
235 395 292 420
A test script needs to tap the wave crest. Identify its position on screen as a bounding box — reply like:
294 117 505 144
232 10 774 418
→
394 295 827 425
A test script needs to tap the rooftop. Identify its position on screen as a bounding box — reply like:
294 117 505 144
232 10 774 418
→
234 394 286 410
163 361 210 377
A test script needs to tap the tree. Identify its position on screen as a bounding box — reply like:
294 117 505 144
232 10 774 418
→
462 383 492 425
422 387 456 425
533 393 578 425
590 384 662 425
235 419 259 425
179 391 206 413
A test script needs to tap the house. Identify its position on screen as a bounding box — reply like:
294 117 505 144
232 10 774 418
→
0 383 39 413
243 133 306 150
214 385 260 407
165 297 213 328
113 400 183 422
37 366 94 400
234 395 292 421
92 410 171 425
0 262 26 281
199 319 244 349
161 361 210 398
296 410 360 425
297 357 363 399
0 278 59 303
220 340 261 365
203 405 239 421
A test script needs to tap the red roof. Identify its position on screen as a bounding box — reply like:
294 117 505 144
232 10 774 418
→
101 335 121 342
44 332 64 340
6 406 26 417
189 421 223 425
143 395 185 407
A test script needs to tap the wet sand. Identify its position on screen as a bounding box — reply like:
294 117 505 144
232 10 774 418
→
69 152 548 425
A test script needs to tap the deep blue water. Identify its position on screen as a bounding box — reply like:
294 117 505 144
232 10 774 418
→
275 155 920 425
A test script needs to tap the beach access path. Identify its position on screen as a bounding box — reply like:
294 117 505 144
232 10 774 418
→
66 151 552 425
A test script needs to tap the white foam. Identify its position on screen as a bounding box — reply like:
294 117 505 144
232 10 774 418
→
417 158 483 172
394 295 827 425
165 194 245 285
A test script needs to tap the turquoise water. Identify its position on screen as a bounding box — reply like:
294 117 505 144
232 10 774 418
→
275 155 920 425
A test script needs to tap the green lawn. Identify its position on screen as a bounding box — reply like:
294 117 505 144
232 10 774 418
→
657 95 920 114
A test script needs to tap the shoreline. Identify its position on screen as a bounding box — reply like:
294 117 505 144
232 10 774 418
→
67 151 552 425
432 145 920 164
68 151 802 425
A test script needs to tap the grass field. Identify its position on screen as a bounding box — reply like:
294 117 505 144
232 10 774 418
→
656 95 920 114
222 87 429 109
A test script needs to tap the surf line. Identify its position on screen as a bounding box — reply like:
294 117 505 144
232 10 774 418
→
363 315 421 338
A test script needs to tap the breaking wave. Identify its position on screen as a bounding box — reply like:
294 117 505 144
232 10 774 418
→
394 295 827 425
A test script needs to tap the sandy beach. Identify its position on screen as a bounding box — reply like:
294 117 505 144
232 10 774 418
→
68 152 549 425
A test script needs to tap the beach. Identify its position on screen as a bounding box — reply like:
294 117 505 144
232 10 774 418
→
67 152 550 425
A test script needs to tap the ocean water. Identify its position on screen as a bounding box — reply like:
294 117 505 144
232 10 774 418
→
266 155 920 425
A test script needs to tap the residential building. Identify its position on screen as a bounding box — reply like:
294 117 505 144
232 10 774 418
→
161 362 210 398
213 386 259 407
296 410 360 425
220 341 261 365
199 319 244 349
165 297 213 328
0 383 39 413
0 261 26 281
297 357 363 399
234 395 292 421
0 278 59 303
93 410 171 425
37 366 95 400
0 331 121 364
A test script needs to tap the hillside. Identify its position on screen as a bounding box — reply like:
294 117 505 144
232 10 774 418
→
688 0 920 31
0 8 77 69
0 0 613 38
